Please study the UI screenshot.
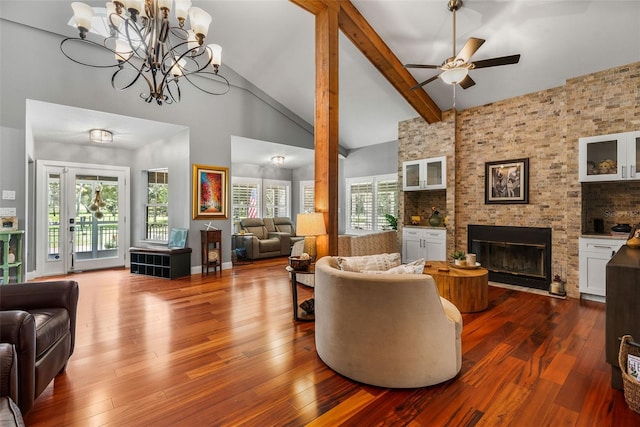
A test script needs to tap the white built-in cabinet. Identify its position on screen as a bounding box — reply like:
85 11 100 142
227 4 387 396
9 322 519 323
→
402 227 446 263
402 156 446 191
579 131 640 182
579 237 626 297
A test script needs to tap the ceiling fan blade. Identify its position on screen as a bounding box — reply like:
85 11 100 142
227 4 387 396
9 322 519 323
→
455 37 485 63
410 75 440 90
404 64 440 69
459 75 475 89
472 54 521 69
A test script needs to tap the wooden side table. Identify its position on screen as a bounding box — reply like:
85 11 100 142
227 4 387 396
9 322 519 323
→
201 229 222 275
287 266 315 321
423 261 488 313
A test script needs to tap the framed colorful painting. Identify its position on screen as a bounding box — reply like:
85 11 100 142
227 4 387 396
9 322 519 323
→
485 158 529 204
192 164 229 219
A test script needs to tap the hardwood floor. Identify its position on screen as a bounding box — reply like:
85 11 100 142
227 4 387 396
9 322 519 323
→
22 257 640 426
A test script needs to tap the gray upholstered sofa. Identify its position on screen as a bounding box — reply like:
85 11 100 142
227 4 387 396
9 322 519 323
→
314 256 462 388
237 218 291 259
267 217 304 246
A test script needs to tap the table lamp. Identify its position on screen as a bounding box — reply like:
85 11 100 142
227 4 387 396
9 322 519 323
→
296 212 327 261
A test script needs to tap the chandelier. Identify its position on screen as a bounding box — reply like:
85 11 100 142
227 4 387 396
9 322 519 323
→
61 1 229 105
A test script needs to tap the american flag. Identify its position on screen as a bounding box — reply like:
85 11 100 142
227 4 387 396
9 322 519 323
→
248 188 257 218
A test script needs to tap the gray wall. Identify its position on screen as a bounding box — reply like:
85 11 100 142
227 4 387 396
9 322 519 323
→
1 18 314 273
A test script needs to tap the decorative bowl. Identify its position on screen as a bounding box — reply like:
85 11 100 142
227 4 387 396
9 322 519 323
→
289 256 310 271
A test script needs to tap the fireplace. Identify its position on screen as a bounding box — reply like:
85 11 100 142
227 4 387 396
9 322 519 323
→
468 225 552 290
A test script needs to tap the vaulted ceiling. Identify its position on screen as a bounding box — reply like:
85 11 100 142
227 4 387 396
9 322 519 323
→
3 1 639 157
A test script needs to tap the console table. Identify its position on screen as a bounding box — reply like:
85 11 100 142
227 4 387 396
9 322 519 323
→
423 261 488 313
0 230 24 284
201 229 222 275
129 246 192 279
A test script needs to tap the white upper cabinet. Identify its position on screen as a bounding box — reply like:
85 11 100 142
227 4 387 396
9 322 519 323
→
402 156 446 191
579 131 640 182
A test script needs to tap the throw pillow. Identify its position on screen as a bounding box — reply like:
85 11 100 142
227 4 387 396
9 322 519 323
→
336 253 402 272
361 258 426 275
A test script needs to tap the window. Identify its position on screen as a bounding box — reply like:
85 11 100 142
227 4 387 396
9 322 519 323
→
346 173 397 233
231 178 291 220
263 179 290 218
145 169 168 241
231 177 261 220
300 180 315 213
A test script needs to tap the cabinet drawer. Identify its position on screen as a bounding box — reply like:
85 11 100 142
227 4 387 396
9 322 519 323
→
579 238 625 254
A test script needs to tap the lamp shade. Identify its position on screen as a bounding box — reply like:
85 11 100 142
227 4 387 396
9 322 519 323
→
157 0 173 11
106 2 124 28
208 44 222 66
114 39 133 62
71 2 94 31
174 0 192 21
189 7 212 37
170 57 186 76
296 213 326 236
440 67 468 85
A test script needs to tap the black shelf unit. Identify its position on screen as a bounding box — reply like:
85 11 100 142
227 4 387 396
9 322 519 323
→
129 247 192 279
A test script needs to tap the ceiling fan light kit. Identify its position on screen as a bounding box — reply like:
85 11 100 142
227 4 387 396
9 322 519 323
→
406 0 521 92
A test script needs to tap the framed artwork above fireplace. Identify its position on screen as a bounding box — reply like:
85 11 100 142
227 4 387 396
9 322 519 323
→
485 158 529 204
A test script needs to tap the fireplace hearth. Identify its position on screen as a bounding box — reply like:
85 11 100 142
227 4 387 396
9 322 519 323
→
468 225 552 290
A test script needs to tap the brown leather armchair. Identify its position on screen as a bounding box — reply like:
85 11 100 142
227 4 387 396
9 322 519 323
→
0 343 24 426
0 281 79 413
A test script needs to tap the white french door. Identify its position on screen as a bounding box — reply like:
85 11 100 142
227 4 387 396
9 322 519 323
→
36 161 129 277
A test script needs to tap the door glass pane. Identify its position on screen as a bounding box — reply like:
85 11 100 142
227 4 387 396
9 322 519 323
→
586 140 617 176
47 173 61 261
75 175 119 261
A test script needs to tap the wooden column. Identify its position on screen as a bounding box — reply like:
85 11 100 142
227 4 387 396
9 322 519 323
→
313 4 339 257
290 0 443 257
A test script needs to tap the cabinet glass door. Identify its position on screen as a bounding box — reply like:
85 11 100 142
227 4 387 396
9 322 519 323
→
579 133 625 181
403 161 421 189
632 134 640 179
425 159 443 187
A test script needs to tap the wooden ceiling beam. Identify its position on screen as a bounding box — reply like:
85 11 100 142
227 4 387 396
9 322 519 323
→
337 1 441 123
291 0 442 124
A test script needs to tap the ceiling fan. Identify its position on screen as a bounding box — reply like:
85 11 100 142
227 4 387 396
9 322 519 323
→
405 0 521 90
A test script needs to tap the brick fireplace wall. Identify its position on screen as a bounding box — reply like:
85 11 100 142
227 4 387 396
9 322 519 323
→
398 61 640 298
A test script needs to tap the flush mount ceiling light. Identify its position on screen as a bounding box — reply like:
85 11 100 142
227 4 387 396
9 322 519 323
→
61 1 229 106
89 129 113 143
271 155 285 166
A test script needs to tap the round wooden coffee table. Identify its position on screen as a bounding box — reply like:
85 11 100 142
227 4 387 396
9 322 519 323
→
423 261 488 312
